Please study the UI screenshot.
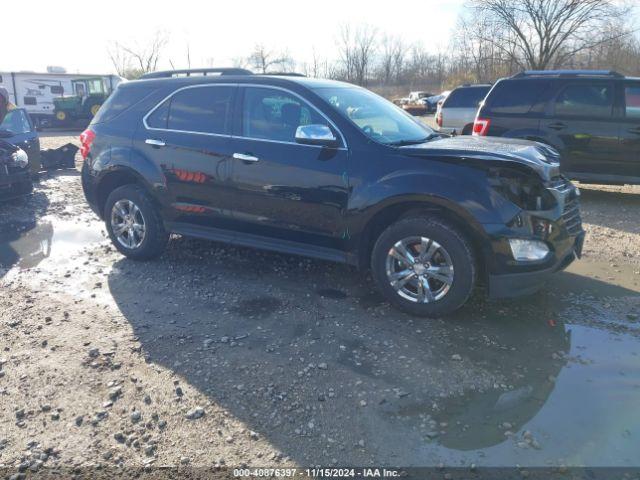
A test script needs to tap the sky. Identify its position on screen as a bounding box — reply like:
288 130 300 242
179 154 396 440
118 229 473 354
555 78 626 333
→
4 0 464 75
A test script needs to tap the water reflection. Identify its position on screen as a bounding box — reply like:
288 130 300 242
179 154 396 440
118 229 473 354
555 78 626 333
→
0 221 53 271
0 217 103 275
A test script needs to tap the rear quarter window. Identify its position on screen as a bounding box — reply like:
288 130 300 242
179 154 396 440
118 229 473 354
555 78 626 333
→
483 80 551 114
91 84 155 125
443 87 490 108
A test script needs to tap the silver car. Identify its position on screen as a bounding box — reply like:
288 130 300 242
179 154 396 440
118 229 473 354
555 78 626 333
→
436 84 491 135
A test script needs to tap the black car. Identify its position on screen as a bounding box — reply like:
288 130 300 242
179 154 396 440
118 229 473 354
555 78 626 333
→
0 108 41 173
0 108 36 200
81 68 584 317
473 70 640 185
0 139 31 201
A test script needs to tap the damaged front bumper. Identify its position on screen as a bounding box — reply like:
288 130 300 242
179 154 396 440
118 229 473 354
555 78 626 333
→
485 176 585 298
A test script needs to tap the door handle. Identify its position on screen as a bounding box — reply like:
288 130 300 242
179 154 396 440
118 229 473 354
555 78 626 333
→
547 122 567 131
628 127 640 135
145 138 165 147
233 153 259 162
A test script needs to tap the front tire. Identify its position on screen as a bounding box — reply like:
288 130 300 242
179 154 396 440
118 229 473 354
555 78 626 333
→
104 185 168 260
371 217 476 317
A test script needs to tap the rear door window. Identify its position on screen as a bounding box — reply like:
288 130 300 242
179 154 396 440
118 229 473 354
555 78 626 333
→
167 86 234 135
146 99 169 129
553 83 613 118
624 84 640 119
484 80 551 114
93 85 155 124
444 87 490 108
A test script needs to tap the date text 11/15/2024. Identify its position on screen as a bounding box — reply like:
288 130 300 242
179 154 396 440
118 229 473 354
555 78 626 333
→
233 468 401 478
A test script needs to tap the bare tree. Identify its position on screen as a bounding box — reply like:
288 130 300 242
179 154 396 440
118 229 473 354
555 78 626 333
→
301 48 324 78
453 12 517 83
107 43 131 78
108 31 168 79
466 0 633 70
248 44 294 73
336 25 378 85
379 34 406 84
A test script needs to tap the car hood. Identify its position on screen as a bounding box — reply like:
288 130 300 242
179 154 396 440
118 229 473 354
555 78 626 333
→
400 136 561 181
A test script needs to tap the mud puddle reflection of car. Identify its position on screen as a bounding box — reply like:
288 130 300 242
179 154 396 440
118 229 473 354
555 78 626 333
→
0 216 104 277
421 324 640 467
369 262 640 467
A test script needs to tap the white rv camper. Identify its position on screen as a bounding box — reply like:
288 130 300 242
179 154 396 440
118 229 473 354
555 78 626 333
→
0 70 123 127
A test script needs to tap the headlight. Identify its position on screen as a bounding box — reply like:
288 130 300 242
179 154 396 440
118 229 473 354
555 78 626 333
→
509 239 550 261
11 149 29 169
489 169 556 210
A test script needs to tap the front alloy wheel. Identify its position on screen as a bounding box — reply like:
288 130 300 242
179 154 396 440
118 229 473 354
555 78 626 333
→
371 217 476 317
110 199 146 249
386 236 454 303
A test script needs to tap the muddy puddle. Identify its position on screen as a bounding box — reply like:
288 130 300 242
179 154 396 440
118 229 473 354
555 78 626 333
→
0 215 105 276
394 323 640 467
374 259 640 466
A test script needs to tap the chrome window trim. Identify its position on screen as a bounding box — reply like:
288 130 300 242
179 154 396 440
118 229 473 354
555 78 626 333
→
142 83 348 150
142 83 238 136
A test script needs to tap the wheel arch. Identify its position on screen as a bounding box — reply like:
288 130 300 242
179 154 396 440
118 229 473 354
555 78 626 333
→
355 197 491 282
95 166 155 219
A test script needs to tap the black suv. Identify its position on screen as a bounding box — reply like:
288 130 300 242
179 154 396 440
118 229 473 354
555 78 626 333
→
474 70 640 185
81 68 584 316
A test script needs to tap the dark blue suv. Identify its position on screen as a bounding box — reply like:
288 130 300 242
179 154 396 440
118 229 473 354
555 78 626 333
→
81 68 584 317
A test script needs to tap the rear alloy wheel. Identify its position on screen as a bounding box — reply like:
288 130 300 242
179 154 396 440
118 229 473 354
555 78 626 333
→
371 217 476 317
111 199 146 250
104 185 168 260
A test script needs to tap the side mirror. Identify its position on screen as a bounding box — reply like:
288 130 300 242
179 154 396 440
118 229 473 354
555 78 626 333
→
295 124 338 147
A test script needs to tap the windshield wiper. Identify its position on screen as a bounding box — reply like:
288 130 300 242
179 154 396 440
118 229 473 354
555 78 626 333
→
0 129 15 138
389 133 444 146
389 138 429 146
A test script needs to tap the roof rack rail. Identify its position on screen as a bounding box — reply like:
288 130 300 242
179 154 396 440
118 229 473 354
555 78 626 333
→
512 69 624 78
140 68 253 79
259 72 306 77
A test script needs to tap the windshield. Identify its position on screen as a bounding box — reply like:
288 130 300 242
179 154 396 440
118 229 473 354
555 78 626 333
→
315 87 433 145
0 110 31 136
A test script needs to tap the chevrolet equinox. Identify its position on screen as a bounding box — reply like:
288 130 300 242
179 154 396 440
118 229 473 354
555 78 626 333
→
81 68 585 317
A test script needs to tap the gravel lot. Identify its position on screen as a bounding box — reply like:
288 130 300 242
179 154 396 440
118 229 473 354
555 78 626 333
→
0 132 639 477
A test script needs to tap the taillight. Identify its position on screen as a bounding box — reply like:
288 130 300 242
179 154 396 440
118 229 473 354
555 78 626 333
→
472 118 491 136
80 129 96 160
436 110 443 127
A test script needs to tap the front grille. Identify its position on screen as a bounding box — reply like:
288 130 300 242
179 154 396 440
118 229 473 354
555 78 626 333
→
562 196 582 235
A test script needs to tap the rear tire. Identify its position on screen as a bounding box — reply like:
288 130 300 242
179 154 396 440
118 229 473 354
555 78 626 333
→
371 217 476 317
104 184 168 260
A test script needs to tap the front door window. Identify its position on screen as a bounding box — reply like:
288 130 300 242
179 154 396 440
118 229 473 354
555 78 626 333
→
242 87 327 143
